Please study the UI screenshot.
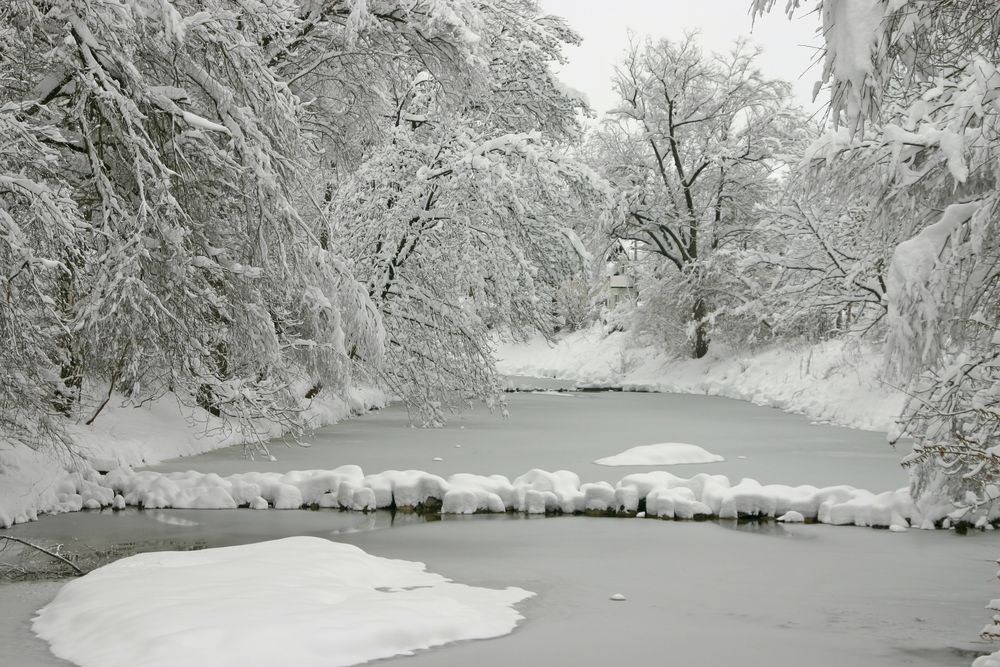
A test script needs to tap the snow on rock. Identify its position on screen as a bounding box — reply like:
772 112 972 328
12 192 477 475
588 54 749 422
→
364 470 448 509
647 487 710 520
0 457 941 531
32 536 534 667
443 474 512 514
777 511 805 523
512 469 583 514
581 481 616 512
594 442 724 466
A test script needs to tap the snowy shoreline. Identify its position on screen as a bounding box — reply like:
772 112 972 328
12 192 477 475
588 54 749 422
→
0 331 928 532
0 386 388 530
496 328 906 435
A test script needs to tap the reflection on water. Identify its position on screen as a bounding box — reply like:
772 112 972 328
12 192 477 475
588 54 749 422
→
149 511 200 527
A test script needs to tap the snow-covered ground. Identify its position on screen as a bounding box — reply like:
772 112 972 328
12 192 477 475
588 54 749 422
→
496 327 905 434
0 387 387 529
33 536 532 667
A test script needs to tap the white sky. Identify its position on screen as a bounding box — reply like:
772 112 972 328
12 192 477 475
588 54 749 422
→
538 0 826 116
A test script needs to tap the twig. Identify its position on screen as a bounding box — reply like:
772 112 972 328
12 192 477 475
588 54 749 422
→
0 536 85 576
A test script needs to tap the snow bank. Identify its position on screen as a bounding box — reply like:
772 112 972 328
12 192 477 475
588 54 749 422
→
497 327 631 385
0 444 116 529
73 386 388 469
0 386 387 529
496 327 904 433
41 464 925 529
33 536 533 667
594 443 724 466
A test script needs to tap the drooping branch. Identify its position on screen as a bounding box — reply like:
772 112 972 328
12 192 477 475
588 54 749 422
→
0 536 85 576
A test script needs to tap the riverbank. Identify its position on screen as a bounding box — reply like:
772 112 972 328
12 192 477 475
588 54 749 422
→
0 386 387 529
496 328 905 434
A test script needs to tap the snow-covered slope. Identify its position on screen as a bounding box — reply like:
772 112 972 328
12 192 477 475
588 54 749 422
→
497 327 904 434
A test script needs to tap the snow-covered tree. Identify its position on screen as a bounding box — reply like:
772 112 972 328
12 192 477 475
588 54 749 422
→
754 0 1000 515
1 0 385 454
0 101 85 451
1 0 606 450
323 3 605 423
598 34 806 357
741 139 895 340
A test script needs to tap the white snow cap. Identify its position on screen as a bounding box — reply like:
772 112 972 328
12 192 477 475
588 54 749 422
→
33 537 533 667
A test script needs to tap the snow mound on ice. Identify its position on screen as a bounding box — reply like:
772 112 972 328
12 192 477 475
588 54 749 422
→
32 536 533 667
594 443 724 466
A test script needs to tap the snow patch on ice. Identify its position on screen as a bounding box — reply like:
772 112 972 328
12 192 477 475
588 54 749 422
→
594 443 724 466
33 536 534 667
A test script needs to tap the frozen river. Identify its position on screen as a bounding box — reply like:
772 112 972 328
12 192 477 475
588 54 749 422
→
151 385 905 490
3 388 1000 666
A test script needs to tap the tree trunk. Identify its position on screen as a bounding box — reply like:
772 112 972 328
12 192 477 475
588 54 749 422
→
54 351 82 415
692 297 709 359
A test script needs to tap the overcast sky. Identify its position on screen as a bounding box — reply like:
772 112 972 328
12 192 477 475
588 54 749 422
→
538 0 826 116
